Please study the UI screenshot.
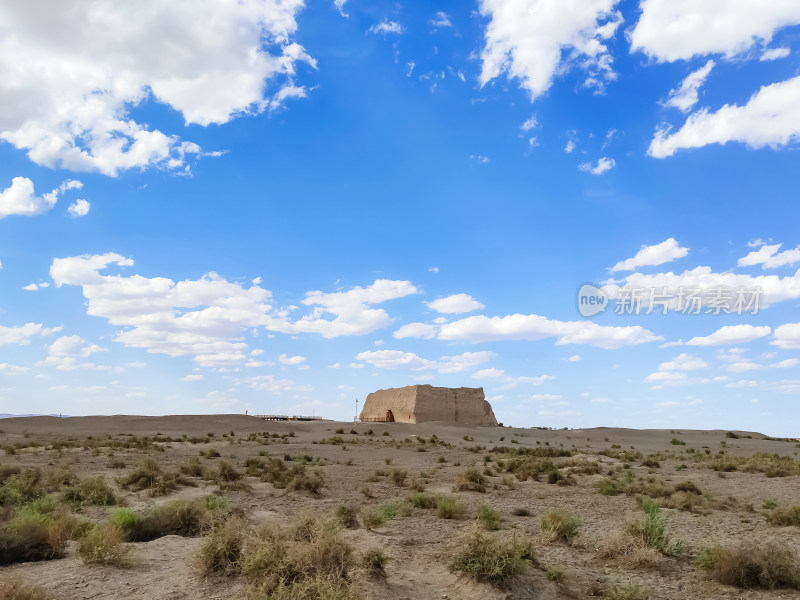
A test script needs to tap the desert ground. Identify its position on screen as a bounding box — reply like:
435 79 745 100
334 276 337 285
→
1 415 799 600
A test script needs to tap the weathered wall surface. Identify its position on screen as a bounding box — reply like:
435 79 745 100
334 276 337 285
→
360 385 497 426
360 386 419 423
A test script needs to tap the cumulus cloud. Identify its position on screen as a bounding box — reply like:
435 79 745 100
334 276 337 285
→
430 11 452 28
609 265 800 309
67 199 90 217
265 279 419 338
579 157 615 175
479 0 623 100
630 0 800 62
40 335 108 371
393 322 437 340
664 60 715 113
436 313 661 349
772 323 800 349
0 1 314 176
686 325 772 346
738 243 800 269
761 47 791 61
472 368 554 389
610 238 689 272
657 353 708 371
368 20 405 35
649 76 800 158
51 252 275 366
355 349 494 374
333 0 348 18
0 177 82 218
279 353 306 366
427 293 485 314
0 323 58 346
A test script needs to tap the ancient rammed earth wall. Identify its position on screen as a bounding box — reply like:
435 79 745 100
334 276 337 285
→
360 385 497 426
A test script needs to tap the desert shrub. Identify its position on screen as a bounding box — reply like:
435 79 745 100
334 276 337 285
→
624 504 682 555
504 457 558 483
77 524 129 566
640 458 660 468
241 516 357 598
362 548 388 575
694 541 800 589
546 565 565 583
62 476 118 507
453 467 487 492
179 457 205 477
409 492 437 509
362 501 407 529
670 438 685 446
0 468 45 506
436 496 466 520
120 458 180 496
335 503 358 529
0 577 48 600
390 468 407 486
197 517 247 576
476 504 501 530
603 582 651 599
673 480 701 495
0 501 74 566
112 499 211 542
765 505 800 526
449 531 532 588
540 508 580 544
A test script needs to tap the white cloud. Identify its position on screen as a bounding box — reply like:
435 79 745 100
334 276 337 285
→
772 323 800 349
738 243 800 269
427 293 485 314
658 353 708 371
0 363 30 376
478 0 622 100
436 313 661 349
521 115 538 131
531 393 562 401
0 177 82 218
567 354 581 362
664 60 715 113
430 11 452 28
0 322 57 346
610 238 689 272
40 335 108 371
686 325 771 346
279 353 306 366
355 349 494 374
761 47 791 61
393 322 438 340
472 368 554 388
333 0 348 18
579 157 615 175
22 283 39 291
630 0 800 62
242 374 310 394
564 139 576 153
182 374 204 382
51 252 274 366
469 154 489 163
266 279 419 338
368 20 405 35
67 199 90 217
644 370 688 383
649 76 800 158
0 1 313 176
428 267 439 273
609 264 800 308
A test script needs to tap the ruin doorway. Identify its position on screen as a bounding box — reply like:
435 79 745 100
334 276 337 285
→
386 409 395 422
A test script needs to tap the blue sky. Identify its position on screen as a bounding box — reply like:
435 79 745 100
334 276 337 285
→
1 1 799 435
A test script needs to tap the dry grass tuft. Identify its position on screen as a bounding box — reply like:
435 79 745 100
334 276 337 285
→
540 508 580 544
694 541 800 589
449 530 533 588
77 523 130 566
0 577 48 600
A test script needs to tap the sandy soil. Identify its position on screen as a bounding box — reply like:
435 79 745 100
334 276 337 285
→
1 415 799 600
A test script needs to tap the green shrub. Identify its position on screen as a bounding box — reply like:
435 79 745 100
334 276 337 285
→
624 504 682 555
77 524 129 566
540 508 580 543
436 496 466 520
335 503 358 529
449 531 532 588
362 548 388 575
453 467 487 492
603 582 651 599
765 505 800 526
62 476 118 506
197 517 247 576
409 492 437 509
476 504 502 530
